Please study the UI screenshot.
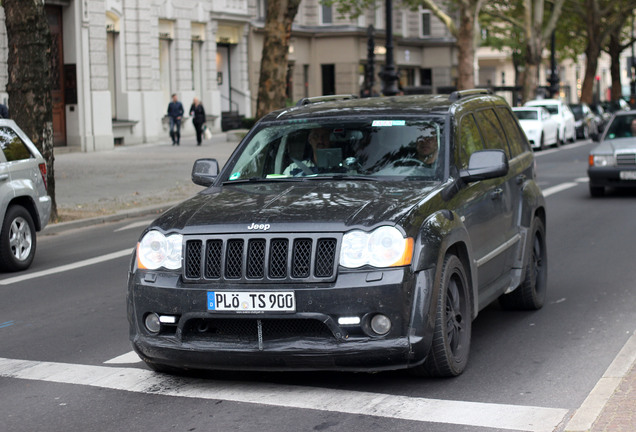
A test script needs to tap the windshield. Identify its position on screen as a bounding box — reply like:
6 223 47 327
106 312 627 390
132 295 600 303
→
569 105 583 119
224 118 446 182
604 115 636 140
514 110 538 120
532 104 558 115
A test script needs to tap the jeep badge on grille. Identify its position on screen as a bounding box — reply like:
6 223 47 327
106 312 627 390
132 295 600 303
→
247 223 271 231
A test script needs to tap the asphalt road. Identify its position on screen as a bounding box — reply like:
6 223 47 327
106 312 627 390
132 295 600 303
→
1 140 635 432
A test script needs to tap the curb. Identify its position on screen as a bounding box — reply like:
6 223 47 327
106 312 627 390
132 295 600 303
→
564 330 636 431
42 201 183 235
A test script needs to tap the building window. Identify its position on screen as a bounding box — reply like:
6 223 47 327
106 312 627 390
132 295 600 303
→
321 4 333 24
321 64 335 95
159 20 175 102
421 11 431 37
106 12 120 119
421 68 432 86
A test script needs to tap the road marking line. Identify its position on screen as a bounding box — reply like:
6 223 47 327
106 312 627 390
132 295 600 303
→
0 357 569 431
104 351 142 364
114 220 153 232
543 182 579 197
0 249 132 285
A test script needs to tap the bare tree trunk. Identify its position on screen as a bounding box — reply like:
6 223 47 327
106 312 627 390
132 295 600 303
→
456 3 475 90
255 0 301 120
579 0 601 105
608 31 623 101
4 0 57 220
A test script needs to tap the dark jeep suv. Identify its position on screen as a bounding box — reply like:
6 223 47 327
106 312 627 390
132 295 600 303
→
127 90 547 377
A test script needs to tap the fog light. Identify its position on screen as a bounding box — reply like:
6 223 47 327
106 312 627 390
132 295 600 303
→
338 316 361 326
145 313 161 334
370 314 391 335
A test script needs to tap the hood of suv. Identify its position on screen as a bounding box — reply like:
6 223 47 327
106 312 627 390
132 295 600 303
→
152 180 437 233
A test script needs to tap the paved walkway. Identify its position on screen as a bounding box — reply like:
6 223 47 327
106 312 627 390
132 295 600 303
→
46 132 636 432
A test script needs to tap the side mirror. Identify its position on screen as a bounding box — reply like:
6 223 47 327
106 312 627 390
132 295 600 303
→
192 158 219 187
460 149 509 183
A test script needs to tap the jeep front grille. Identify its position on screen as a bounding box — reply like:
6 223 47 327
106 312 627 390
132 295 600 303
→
184 234 339 283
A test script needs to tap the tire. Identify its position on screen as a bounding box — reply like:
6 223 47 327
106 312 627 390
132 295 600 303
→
0 205 37 272
589 185 605 197
554 131 561 147
414 254 472 377
499 217 547 310
539 132 546 150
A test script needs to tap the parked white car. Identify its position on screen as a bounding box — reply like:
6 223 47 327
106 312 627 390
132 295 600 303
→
0 120 51 271
512 107 559 150
525 99 576 145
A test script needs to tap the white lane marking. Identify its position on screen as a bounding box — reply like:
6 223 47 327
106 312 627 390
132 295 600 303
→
114 220 152 232
0 249 132 286
0 357 569 431
542 182 579 197
565 330 636 431
104 351 142 364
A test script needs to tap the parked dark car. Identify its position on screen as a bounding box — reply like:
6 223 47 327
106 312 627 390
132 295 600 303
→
589 103 611 132
600 99 630 114
569 103 599 140
127 90 547 377
588 109 636 197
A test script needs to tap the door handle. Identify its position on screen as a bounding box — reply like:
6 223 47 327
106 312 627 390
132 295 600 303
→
491 188 503 200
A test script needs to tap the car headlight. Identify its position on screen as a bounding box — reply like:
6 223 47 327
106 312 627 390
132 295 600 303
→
340 226 413 268
589 154 615 167
137 230 183 270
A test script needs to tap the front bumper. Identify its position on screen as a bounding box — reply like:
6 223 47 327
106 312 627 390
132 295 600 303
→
127 267 436 372
588 166 636 188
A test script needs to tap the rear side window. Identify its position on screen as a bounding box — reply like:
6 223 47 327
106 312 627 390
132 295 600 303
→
456 114 484 170
496 107 529 158
474 109 507 152
0 127 32 161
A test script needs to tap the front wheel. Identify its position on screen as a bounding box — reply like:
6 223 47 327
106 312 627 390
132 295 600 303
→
412 254 472 377
499 217 547 310
0 205 37 272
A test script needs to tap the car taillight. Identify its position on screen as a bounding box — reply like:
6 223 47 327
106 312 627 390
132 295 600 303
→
38 163 47 190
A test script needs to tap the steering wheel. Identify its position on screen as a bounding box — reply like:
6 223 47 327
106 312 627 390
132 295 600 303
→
393 157 426 167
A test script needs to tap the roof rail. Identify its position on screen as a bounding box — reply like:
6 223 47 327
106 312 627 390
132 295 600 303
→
448 88 492 102
296 94 358 107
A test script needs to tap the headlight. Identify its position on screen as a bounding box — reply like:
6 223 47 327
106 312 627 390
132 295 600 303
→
340 226 413 268
589 154 614 167
137 230 183 270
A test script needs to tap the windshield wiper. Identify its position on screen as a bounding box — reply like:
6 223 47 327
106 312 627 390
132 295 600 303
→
303 174 380 181
222 177 304 185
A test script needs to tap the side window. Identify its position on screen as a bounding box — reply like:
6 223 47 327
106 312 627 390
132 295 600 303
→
0 127 32 162
496 107 529 158
455 114 484 170
473 109 508 153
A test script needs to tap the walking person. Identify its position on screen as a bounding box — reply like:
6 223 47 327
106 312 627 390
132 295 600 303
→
167 93 184 145
189 97 206 146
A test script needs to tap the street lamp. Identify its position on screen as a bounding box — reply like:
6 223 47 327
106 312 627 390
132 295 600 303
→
380 0 399 96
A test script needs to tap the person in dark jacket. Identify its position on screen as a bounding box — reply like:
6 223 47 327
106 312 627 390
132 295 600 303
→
167 93 184 145
0 103 9 119
189 97 206 146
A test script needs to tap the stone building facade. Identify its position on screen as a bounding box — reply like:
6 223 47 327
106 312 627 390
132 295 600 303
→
0 0 455 152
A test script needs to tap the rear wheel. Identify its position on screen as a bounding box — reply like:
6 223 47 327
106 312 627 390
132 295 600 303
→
539 132 546 150
0 205 37 272
413 254 472 377
499 217 547 310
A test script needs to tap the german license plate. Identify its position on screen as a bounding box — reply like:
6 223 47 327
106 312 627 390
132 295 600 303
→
207 291 296 312
619 171 636 180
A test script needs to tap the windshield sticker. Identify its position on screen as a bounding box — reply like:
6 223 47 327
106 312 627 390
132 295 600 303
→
372 120 406 127
229 172 241 180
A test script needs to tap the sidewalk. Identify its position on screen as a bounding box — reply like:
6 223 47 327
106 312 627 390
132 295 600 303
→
44 132 636 432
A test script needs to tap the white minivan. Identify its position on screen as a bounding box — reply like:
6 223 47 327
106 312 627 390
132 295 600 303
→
525 99 576 145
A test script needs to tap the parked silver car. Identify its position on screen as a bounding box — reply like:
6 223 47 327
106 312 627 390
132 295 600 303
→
0 120 51 271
